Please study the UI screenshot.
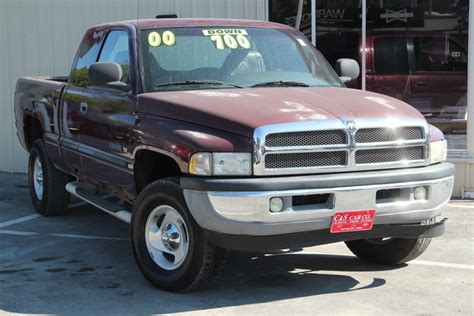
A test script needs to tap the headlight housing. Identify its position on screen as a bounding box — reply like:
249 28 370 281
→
429 140 447 164
189 152 252 176
188 152 212 176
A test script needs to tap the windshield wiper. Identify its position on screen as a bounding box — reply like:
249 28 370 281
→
251 80 311 88
154 80 243 89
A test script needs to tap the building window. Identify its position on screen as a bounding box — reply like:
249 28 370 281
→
269 0 469 152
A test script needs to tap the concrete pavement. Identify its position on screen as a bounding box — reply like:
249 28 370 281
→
0 172 473 315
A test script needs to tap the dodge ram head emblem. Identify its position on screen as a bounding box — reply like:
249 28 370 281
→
346 120 357 132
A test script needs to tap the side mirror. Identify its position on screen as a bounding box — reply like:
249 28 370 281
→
335 58 360 83
88 62 127 89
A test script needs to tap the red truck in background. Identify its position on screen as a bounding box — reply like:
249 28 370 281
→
14 19 454 292
318 31 468 141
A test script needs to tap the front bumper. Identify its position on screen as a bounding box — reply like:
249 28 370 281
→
204 219 446 251
182 163 454 246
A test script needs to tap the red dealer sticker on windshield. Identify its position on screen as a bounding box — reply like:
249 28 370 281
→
330 210 376 234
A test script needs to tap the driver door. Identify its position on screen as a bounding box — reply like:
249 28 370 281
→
75 29 136 196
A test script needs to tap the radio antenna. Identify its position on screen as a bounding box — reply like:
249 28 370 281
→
136 0 140 25
135 0 141 96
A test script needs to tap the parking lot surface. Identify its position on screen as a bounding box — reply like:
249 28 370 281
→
0 172 473 315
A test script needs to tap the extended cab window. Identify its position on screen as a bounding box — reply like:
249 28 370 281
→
140 27 342 91
374 37 409 74
98 30 131 84
414 36 467 72
69 30 104 87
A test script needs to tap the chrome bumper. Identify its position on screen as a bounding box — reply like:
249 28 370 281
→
182 164 454 237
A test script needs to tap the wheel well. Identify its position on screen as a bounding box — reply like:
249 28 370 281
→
24 115 44 150
134 150 183 194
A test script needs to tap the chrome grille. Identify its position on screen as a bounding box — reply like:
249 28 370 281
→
253 119 429 176
355 146 426 165
266 130 347 147
355 127 424 143
265 152 347 169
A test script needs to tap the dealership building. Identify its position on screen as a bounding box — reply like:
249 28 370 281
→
0 0 471 197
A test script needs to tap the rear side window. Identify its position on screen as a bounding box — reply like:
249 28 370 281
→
374 37 409 74
414 36 467 72
70 30 104 87
98 30 131 84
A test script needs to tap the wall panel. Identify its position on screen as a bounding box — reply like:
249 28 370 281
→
0 0 267 172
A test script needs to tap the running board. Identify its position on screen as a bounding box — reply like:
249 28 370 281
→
65 182 132 224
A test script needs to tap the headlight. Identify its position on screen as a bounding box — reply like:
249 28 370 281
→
429 140 447 164
189 152 212 175
189 152 252 176
213 153 252 175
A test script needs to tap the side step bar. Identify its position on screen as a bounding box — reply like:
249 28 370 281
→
65 182 132 224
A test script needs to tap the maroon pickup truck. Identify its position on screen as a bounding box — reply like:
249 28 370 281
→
15 19 454 292
318 31 468 135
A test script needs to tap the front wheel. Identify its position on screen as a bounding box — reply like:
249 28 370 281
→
345 236 432 265
131 179 226 292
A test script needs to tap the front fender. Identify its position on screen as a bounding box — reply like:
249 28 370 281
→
130 113 252 173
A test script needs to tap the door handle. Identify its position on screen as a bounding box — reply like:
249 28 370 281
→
80 102 88 113
414 82 427 88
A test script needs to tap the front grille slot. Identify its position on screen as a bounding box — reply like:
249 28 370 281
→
376 188 411 204
355 127 424 143
265 130 347 147
254 120 428 175
293 194 332 206
265 151 347 169
355 146 425 165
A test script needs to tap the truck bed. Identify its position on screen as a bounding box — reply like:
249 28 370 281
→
14 76 69 150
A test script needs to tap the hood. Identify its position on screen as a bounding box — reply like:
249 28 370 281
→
137 87 425 137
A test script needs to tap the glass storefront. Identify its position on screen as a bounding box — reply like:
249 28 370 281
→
269 0 469 153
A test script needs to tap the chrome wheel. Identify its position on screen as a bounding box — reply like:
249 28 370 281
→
33 156 44 200
145 205 189 270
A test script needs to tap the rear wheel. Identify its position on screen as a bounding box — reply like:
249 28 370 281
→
345 236 432 265
131 179 226 292
28 140 70 216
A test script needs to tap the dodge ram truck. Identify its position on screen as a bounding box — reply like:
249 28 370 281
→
15 19 454 292
318 31 468 135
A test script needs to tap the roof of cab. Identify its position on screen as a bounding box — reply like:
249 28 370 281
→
95 18 292 31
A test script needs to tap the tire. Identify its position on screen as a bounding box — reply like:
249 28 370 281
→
28 140 70 216
345 235 432 265
131 178 226 292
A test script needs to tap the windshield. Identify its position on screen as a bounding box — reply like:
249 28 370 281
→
139 27 343 92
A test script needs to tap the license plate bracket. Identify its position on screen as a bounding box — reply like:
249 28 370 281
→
330 210 376 234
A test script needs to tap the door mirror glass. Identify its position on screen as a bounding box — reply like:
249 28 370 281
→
335 58 360 82
88 62 127 88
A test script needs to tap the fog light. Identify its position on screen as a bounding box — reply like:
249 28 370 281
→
269 197 284 213
414 186 427 200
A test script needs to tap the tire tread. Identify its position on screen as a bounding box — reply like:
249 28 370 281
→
29 140 70 216
345 236 432 265
131 178 226 292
